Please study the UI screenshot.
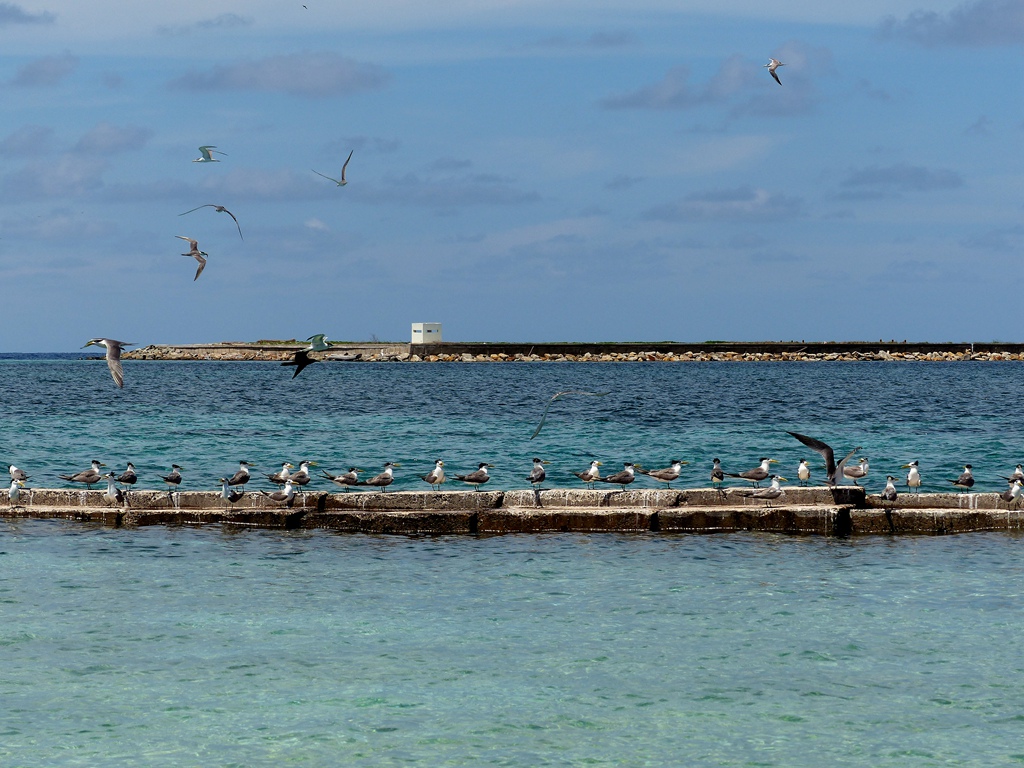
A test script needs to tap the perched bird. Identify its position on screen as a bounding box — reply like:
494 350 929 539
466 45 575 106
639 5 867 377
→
725 457 778 487
160 464 183 493
786 432 861 487
843 458 870 486
322 467 362 492
8 479 25 507
903 461 922 493
102 472 127 508
8 465 29 482
266 462 295 487
765 58 784 85
737 474 787 507
83 338 133 389
881 476 899 504
530 390 611 439
193 145 226 163
455 462 492 491
360 461 400 492
117 462 138 494
1001 478 1023 509
711 458 725 492
638 460 687 488
419 460 446 491
949 464 974 493
219 478 245 506
527 458 550 489
59 460 105 489
288 460 316 488
574 460 603 489
178 204 243 240
312 150 353 186
227 461 253 491
797 459 811 486
599 462 637 491
1009 465 1024 483
175 236 209 281
281 334 330 379
261 478 297 507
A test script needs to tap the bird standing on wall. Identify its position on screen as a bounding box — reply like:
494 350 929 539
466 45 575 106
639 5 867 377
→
903 461 922 493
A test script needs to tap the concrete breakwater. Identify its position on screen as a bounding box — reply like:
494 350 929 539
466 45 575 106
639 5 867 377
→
5 486 1024 536
120 341 1024 363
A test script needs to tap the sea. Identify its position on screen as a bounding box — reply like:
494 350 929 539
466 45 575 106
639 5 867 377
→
2 355 1024 765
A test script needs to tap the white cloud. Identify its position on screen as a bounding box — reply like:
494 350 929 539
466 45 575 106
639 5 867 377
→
9 53 77 87
880 0 1024 47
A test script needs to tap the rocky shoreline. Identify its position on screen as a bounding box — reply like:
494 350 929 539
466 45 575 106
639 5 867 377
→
122 342 1024 363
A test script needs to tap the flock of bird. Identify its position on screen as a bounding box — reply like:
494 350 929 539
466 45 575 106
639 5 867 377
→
7 430 1024 510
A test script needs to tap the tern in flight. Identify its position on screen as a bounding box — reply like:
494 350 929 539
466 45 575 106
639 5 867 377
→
786 432 861 487
765 58 784 85
282 334 330 379
193 146 226 163
83 338 133 389
312 150 353 186
530 390 611 439
178 204 243 240
175 236 209 281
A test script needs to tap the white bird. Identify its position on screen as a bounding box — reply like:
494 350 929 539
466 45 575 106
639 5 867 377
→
261 478 297 506
193 145 226 163
843 458 870 486
8 479 25 507
219 477 245 506
83 338 133 389
312 150 353 186
574 460 603 489
1001 479 1023 509
765 58 784 85
175 236 208 281
737 474 787 506
903 461 921 493
797 459 811 486
419 460 446 491
881 476 899 504
786 433 861 487
178 204 243 240
102 472 126 508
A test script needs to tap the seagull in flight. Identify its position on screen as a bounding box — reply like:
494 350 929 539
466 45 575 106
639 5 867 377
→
786 431 861 486
765 58 784 85
178 204 243 240
281 334 330 378
312 150 353 186
175 236 208 281
193 146 226 163
82 338 133 388
530 390 611 439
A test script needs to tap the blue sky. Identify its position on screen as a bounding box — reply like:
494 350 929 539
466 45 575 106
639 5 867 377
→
1 0 1022 349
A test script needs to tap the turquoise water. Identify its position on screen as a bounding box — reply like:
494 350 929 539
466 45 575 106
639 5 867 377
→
4 359 1024 765
2 522 1024 766
2 358 1024 492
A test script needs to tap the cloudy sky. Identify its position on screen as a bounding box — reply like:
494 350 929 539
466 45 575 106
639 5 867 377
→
1 0 1022 349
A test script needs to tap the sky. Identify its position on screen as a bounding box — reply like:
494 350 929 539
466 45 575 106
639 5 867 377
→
1 0 1022 349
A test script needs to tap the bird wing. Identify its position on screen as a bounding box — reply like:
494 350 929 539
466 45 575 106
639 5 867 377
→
193 253 207 281
221 208 243 240
179 205 214 216
770 69 782 85
106 343 124 388
176 235 198 248
312 169 340 184
786 432 836 475
833 447 861 486
530 390 611 439
340 150 353 181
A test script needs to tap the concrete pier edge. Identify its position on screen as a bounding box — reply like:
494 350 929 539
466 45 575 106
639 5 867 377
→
4 487 1024 536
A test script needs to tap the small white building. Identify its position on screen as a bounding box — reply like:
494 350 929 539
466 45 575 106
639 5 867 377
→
411 322 442 344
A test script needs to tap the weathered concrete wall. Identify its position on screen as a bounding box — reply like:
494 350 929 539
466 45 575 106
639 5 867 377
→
5 487 1024 536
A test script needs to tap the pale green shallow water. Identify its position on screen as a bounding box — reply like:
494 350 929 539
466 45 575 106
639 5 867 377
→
2 522 1024 766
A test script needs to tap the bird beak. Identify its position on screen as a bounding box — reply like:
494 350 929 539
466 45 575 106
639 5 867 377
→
680 461 689 465
392 463 402 467
596 462 603 466
486 464 494 468
541 461 551 465
901 464 911 469
777 477 787 482
769 459 778 464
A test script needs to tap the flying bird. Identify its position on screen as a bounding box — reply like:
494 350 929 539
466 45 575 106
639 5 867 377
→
312 150 353 186
530 390 611 439
786 432 861 487
193 146 226 163
765 58 784 85
281 334 330 379
175 236 208 281
178 204 243 240
82 338 133 389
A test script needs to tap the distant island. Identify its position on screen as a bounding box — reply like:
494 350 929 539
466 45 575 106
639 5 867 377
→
120 341 1024 363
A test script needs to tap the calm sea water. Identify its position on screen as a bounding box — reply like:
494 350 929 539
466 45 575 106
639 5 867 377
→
3 359 1024 765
